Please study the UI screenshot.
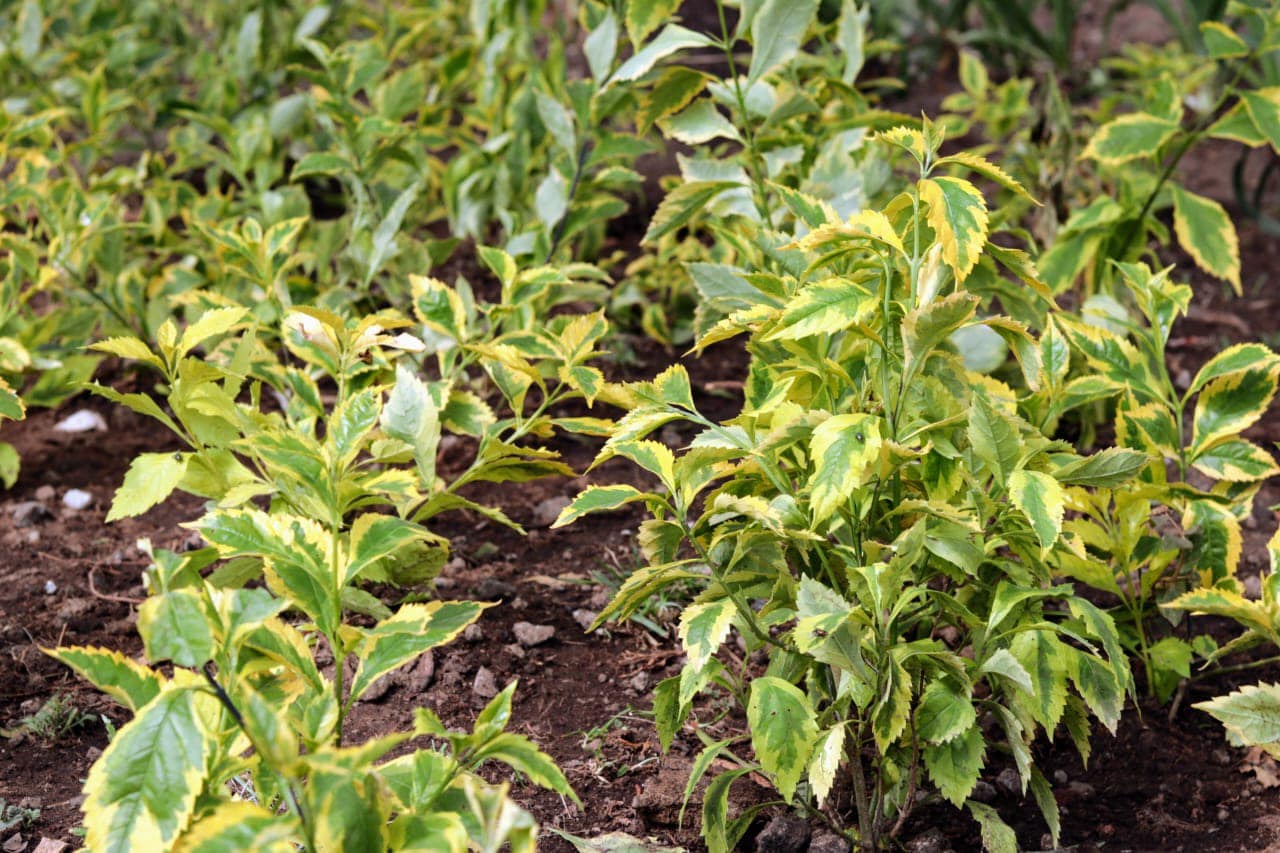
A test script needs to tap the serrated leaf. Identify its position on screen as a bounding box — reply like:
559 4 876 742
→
44 646 163 712
809 413 882 524
1053 447 1149 487
1195 682 1280 747
967 800 1018 853
1011 629 1068 731
678 598 736 676
919 176 988 283
138 591 214 668
173 802 298 852
382 365 441 485
1081 112 1178 164
611 24 712 84
660 99 741 144
967 393 1020 486
108 452 189 522
765 277 876 340
746 0 819 86
90 336 164 369
643 181 737 244
552 485 646 528
84 687 215 853
1188 343 1280 398
747 677 819 803
807 725 845 806
178 308 249 357
916 679 977 745
924 724 985 807
292 151 353 179
904 291 980 370
1171 184 1240 294
1009 469 1064 553
935 151 1035 203
349 601 488 702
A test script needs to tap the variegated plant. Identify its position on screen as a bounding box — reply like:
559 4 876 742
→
45 251 611 850
1048 260 1280 700
558 125 1141 850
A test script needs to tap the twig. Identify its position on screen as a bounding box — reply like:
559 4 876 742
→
87 566 144 605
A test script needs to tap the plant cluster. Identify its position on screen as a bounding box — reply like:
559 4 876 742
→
5 0 1280 851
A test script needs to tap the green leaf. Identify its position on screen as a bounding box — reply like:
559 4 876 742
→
678 599 736 675
1011 630 1068 730
1053 447 1149 487
1191 366 1280 455
137 591 214 668
292 152 353 179
765 278 876 340
1189 343 1280 398
584 10 619 80
1192 438 1280 482
979 648 1032 693
1171 184 1241 294
1209 102 1269 147
919 176 989 282
660 100 741 144
366 182 421 285
90 336 165 369
1009 469 1065 553
637 67 709 132
807 725 846 806
915 679 976 745
1241 89 1280 154
382 365 441 485
903 291 980 371
1029 766 1061 850
174 801 299 851
702 768 753 853
626 0 682 47
643 181 737 244
967 393 1020 486
808 413 883 524
552 485 646 528
746 0 820 86
1195 682 1280 747
1069 650 1123 734
967 800 1018 853
0 441 18 489
178 308 249 357
746 677 819 803
1200 21 1250 58
472 732 580 801
349 602 488 703
611 25 712 84
107 453 189 522
84 687 215 853
44 646 163 712
935 151 1036 203
347 515 428 584
1081 112 1178 164
924 724 985 807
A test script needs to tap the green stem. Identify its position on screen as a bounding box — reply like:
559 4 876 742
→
714 0 773 223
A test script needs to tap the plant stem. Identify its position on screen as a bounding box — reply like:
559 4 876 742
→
713 0 773 224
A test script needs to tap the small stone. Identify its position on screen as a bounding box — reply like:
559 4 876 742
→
401 650 435 693
34 485 54 502
17 798 40 811
63 489 93 510
513 621 555 647
995 767 1022 796
532 495 571 527
3 834 25 853
969 780 997 803
53 409 107 433
807 830 850 853
597 672 608 683
443 556 465 573
1217 806 1230 822
1053 769 1069 785
473 578 516 601
1212 748 1232 766
12 501 51 526
630 671 649 692
86 746 102 761
572 608 598 631
462 624 484 643
24 530 38 544
503 643 526 659
433 576 455 590
905 828 949 853
1244 575 1262 600
33 839 70 853
42 580 56 595
472 666 498 699
755 814 811 853
509 596 528 610
1067 781 1096 800
359 671 396 702
582 738 602 753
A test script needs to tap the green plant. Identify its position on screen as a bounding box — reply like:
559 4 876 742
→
0 693 94 744
559 124 1140 850
0 798 40 833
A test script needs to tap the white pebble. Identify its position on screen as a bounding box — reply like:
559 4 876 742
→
63 489 93 510
53 410 107 433
43 580 56 595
